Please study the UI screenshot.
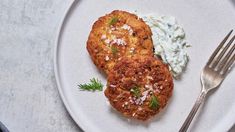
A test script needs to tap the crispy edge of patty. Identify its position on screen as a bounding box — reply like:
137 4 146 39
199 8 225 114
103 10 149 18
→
104 56 173 120
86 10 154 74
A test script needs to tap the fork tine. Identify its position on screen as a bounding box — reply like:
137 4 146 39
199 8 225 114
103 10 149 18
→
217 44 235 71
211 35 235 68
221 53 235 74
207 30 233 66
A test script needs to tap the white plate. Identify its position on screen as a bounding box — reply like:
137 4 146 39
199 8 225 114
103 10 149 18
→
54 0 235 131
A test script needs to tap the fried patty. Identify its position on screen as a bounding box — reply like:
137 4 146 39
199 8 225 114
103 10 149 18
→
104 56 173 120
87 10 154 74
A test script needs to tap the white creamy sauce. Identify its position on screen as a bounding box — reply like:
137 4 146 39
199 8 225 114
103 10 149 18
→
141 15 190 77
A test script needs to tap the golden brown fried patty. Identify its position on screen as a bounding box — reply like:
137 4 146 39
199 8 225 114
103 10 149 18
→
87 10 153 74
104 56 173 120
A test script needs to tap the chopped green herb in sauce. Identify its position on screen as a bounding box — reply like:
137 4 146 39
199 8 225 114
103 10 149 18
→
78 78 103 91
141 15 189 78
149 95 159 109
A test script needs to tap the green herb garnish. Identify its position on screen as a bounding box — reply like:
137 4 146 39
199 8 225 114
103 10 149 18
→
78 78 103 91
109 17 118 25
130 86 141 97
111 46 118 55
149 95 159 109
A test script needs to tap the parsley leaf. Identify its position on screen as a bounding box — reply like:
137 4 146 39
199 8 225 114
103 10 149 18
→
109 17 118 25
130 86 141 97
149 95 159 109
78 78 103 91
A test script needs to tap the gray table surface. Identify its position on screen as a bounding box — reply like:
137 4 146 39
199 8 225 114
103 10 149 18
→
0 0 234 132
0 0 81 131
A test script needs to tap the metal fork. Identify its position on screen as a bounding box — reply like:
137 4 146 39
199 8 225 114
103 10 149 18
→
179 30 235 132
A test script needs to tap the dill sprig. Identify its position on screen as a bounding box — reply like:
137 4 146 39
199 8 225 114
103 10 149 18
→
149 95 159 109
111 46 118 55
109 17 118 25
78 78 103 91
130 86 141 97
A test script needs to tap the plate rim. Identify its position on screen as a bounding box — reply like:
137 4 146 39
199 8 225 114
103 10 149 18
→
53 0 86 131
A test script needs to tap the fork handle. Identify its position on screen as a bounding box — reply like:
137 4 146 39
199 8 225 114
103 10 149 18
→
179 91 207 132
